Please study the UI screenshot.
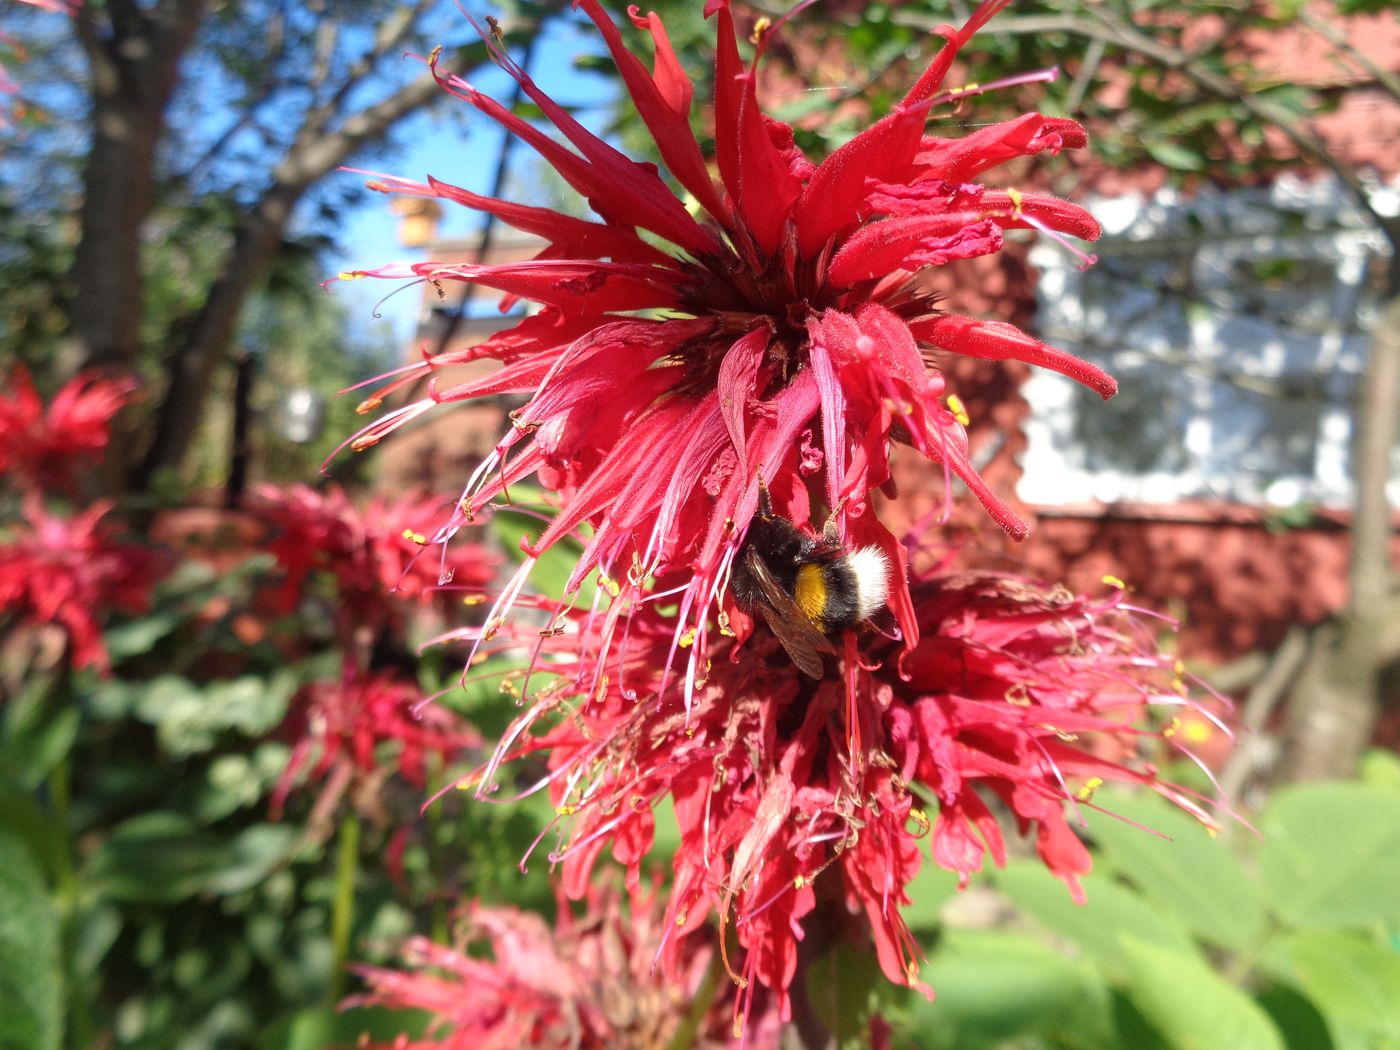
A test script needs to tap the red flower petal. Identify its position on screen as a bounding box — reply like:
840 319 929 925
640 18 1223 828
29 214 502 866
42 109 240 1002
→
910 314 1118 399
577 0 730 224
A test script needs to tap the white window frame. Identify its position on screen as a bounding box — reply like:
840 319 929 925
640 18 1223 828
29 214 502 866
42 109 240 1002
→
1020 174 1396 509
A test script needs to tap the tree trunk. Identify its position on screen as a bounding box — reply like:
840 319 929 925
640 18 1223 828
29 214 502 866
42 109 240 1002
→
129 37 493 489
1277 262 1400 781
133 184 299 490
64 0 207 493
65 90 158 378
66 1 205 376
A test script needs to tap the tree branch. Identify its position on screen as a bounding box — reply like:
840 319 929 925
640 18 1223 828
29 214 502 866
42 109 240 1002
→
1217 625 1309 802
301 0 436 142
1297 5 1400 104
134 29 512 485
1010 5 1400 253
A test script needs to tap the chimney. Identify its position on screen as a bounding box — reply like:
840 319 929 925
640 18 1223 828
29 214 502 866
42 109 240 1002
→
391 197 444 249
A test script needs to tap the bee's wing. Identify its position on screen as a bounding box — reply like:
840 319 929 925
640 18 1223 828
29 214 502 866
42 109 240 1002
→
743 548 834 680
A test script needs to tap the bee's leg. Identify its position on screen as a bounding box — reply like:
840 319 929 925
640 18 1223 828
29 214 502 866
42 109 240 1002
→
821 496 849 544
755 470 773 517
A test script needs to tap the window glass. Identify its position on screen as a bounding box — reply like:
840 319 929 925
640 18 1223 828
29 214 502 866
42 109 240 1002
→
1021 177 1389 507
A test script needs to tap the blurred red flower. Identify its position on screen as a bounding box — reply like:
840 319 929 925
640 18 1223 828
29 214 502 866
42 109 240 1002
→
353 886 774 1049
459 572 1221 1019
254 484 498 633
0 366 137 492
271 668 481 823
0 497 169 672
340 0 1112 692
15 0 81 12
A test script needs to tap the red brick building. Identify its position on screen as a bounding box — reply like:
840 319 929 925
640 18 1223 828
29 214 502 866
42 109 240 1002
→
374 7 1400 667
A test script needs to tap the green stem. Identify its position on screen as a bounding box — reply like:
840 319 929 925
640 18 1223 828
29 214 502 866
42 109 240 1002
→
50 755 92 1050
665 945 724 1050
1223 914 1284 987
328 812 361 1005
425 756 448 945
48 755 78 905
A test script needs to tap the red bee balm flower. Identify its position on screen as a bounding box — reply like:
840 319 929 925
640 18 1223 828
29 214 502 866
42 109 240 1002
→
254 484 498 633
0 366 137 492
459 573 1221 1023
340 0 1113 693
271 668 482 822
353 887 773 1049
0 497 170 672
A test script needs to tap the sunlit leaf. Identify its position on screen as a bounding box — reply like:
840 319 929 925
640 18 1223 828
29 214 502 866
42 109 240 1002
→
1089 788 1265 950
1359 750 1400 793
1272 931 1400 1040
996 861 1200 980
0 829 61 1050
1121 935 1283 1050
1146 141 1207 172
91 813 295 903
903 929 1116 1050
1260 783 1400 928
900 861 962 931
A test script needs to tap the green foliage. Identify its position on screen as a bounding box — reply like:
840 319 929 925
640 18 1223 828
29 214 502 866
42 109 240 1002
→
91 814 298 904
0 484 547 1049
0 826 62 1050
902 930 1116 1050
883 773 1400 1050
806 941 889 1045
1121 935 1284 1050
996 861 1202 979
1259 782 1400 928
636 0 1351 191
1270 931 1400 1042
1088 788 1266 951
5 6 1397 1049
490 494 600 606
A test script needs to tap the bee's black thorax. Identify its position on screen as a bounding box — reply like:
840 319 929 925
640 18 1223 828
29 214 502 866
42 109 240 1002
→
732 510 858 634
731 511 806 604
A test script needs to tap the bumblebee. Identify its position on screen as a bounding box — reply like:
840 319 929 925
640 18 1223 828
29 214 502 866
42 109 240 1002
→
730 481 890 679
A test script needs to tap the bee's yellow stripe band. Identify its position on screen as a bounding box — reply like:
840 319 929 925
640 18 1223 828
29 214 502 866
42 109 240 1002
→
794 564 828 630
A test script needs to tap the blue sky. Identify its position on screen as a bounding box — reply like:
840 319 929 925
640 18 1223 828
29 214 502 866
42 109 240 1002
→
325 12 618 347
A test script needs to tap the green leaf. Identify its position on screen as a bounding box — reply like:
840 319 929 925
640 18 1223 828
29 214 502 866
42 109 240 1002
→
1359 750 1400 793
900 862 961 931
1111 990 1173 1050
904 929 1116 1050
258 1006 429 1050
1088 789 1265 951
132 672 296 756
1255 985 1336 1050
0 679 78 789
1272 931 1400 1040
197 755 267 821
91 813 294 903
995 861 1199 980
0 829 61 1050
490 500 598 606
70 902 121 985
1335 0 1394 11
1260 782 1400 928
91 812 223 903
103 611 181 662
1146 141 1207 171
0 778 64 884
650 795 681 859
203 825 298 895
1121 935 1283 1050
